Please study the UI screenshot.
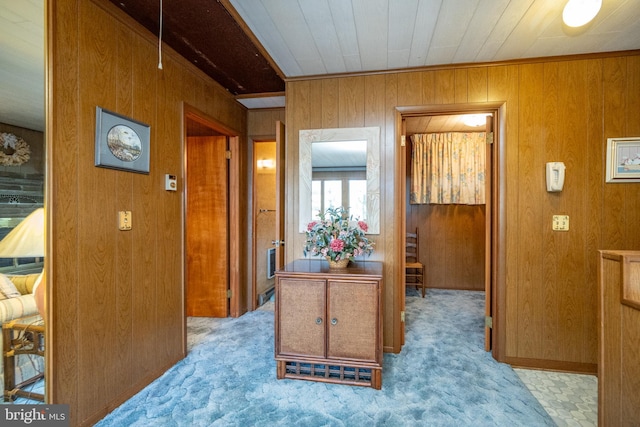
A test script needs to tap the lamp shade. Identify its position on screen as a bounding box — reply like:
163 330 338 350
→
0 208 45 257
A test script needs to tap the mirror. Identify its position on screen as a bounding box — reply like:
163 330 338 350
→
299 127 380 234
0 0 46 403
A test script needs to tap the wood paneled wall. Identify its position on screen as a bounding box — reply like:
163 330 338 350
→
407 204 485 291
47 1 247 425
286 52 640 366
405 140 485 291
248 108 286 139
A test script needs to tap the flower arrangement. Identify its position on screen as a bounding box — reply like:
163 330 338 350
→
303 206 374 264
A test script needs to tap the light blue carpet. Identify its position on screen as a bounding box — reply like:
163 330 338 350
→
96 289 555 426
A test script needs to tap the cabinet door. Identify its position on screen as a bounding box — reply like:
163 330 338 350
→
277 278 325 358
327 280 379 362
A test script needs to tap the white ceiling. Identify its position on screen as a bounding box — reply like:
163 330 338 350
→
0 0 44 132
229 0 640 79
2 0 640 130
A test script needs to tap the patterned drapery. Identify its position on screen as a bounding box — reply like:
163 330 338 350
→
410 132 486 205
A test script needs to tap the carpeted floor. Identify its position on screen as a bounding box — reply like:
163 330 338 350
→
95 289 554 426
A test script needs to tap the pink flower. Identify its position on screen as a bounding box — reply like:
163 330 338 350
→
358 221 368 232
307 221 317 231
329 238 345 252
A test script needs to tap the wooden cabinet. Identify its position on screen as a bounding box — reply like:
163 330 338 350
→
598 251 640 426
275 259 383 389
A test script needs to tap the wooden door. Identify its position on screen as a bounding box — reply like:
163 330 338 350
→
277 278 325 357
327 280 379 362
186 135 228 317
275 121 286 270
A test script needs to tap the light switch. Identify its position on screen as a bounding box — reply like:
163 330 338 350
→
552 215 569 231
119 211 132 230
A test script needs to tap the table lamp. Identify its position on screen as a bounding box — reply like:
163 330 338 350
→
0 208 45 258
0 208 46 317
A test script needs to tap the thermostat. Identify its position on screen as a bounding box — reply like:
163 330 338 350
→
165 174 177 191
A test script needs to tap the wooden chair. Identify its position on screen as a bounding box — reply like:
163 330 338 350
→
405 228 425 297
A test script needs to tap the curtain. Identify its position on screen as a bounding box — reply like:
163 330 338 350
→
410 132 486 205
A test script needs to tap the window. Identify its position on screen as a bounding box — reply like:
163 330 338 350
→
349 180 366 220
312 178 367 221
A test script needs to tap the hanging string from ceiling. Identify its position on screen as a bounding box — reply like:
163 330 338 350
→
158 0 163 70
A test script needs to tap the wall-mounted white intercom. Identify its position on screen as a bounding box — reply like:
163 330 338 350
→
546 162 566 192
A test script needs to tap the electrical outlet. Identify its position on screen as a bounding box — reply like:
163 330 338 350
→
552 215 569 231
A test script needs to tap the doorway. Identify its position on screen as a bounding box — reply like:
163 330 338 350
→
397 103 505 357
184 106 241 317
250 120 286 310
252 140 277 309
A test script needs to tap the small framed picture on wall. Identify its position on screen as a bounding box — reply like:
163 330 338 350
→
95 106 150 174
605 137 640 183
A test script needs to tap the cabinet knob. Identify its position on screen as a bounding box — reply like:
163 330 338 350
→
315 317 323 325
331 318 338 325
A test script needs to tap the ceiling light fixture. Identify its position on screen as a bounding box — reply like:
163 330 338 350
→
462 114 488 127
562 0 602 27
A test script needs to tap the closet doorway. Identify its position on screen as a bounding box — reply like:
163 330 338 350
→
184 106 242 318
397 103 505 357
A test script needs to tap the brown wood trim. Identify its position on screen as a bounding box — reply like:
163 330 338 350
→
395 102 506 358
397 102 506 116
503 356 597 375
275 121 286 272
228 135 242 317
285 49 640 83
484 126 493 351
621 255 640 310
493 103 507 363
394 110 405 354
44 0 55 406
236 92 286 100
250 139 258 311
183 104 243 318
184 104 243 136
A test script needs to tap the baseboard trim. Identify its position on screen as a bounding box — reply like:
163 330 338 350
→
503 356 597 375
383 345 398 354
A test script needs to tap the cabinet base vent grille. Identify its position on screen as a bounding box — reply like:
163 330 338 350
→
284 361 373 386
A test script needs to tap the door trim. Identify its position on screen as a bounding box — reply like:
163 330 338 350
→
395 102 506 359
183 104 242 318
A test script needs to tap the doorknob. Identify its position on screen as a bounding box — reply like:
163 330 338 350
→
271 240 285 247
